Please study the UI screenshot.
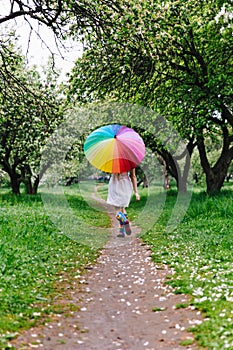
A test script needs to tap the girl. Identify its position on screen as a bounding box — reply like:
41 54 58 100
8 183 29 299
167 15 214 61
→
107 168 140 237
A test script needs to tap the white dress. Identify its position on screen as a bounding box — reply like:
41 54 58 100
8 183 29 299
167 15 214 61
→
107 173 133 208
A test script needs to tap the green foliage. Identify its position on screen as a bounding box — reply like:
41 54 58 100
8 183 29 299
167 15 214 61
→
152 306 166 312
134 186 233 349
0 186 110 347
180 338 194 346
69 0 232 120
0 41 64 194
68 0 233 193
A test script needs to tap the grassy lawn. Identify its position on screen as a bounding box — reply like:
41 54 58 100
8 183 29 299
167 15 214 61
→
125 182 233 350
1 180 233 349
0 183 110 348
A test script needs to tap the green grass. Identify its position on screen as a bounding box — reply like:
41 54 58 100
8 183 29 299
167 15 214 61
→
128 185 233 350
0 183 110 348
2 180 233 349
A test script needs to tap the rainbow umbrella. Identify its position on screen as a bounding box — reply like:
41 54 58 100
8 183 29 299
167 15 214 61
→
84 124 145 173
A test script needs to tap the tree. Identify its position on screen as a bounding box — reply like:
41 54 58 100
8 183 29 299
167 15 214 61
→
0 42 63 194
0 1 145 193
0 0 123 67
68 0 233 193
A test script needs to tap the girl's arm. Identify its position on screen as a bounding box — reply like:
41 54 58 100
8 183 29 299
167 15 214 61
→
130 168 140 201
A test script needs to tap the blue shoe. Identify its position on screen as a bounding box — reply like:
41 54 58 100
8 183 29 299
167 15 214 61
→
117 233 125 237
117 226 125 237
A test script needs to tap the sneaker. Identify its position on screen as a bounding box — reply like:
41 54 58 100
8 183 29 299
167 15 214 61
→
123 213 131 235
117 233 125 237
117 226 125 237
125 222 131 235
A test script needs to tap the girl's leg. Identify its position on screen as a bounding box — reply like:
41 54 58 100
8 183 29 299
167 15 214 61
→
123 207 131 235
115 207 125 237
116 207 131 236
117 224 125 237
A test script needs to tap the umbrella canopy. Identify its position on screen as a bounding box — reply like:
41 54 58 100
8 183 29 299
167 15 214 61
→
84 124 145 173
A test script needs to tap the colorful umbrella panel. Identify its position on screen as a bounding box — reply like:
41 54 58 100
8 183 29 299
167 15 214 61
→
84 124 145 173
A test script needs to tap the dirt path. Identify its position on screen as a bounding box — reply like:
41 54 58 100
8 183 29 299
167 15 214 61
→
11 191 203 350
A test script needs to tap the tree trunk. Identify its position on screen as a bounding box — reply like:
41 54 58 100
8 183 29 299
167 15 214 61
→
177 142 192 193
197 135 233 194
136 166 149 188
32 175 40 194
177 176 188 193
1 158 21 194
10 174 21 195
24 177 33 194
205 165 228 194
159 139 194 194
23 176 40 195
22 165 39 195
